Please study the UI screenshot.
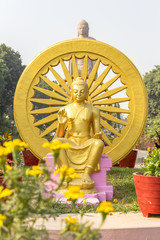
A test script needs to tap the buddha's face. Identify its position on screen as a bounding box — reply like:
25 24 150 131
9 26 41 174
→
72 84 88 103
77 23 88 37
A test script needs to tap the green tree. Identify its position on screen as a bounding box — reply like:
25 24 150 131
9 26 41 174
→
0 44 25 133
143 65 160 119
145 114 160 140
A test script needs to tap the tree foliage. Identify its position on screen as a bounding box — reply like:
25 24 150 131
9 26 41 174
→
143 65 160 119
145 114 160 140
0 44 25 133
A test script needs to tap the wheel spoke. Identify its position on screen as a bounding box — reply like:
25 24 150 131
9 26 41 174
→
90 74 121 98
100 112 127 126
98 106 130 114
93 97 131 106
33 114 57 127
87 59 100 88
33 86 68 101
40 75 69 98
49 66 70 94
60 59 73 86
102 130 112 146
30 106 60 115
100 119 121 136
81 55 88 80
92 85 127 101
72 55 79 80
30 98 67 106
89 65 111 95
40 120 58 137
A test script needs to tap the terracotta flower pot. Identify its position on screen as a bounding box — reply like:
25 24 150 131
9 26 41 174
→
22 150 39 166
7 150 39 166
133 172 160 217
119 150 137 168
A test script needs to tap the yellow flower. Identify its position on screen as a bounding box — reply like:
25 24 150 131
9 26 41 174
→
0 214 6 227
64 214 77 224
6 165 13 171
0 146 10 158
64 186 84 200
96 201 114 214
0 187 12 199
4 139 28 152
54 166 68 176
43 140 71 151
26 165 43 176
54 166 79 182
113 198 118 203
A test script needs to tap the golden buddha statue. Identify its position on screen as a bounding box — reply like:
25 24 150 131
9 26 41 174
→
54 77 104 190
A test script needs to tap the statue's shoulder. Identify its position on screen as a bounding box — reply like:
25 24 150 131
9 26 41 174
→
64 103 74 111
85 103 99 114
92 105 100 116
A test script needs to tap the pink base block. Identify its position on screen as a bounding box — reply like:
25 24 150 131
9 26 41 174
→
44 153 113 202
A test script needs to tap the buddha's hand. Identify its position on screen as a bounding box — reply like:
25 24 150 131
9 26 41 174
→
58 108 67 124
94 132 102 139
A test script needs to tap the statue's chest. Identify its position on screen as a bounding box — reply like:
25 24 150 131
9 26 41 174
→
67 107 92 122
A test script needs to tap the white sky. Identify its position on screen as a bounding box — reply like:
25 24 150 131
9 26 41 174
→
0 0 160 76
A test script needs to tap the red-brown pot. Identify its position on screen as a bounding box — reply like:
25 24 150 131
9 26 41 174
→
133 172 160 217
119 150 137 168
7 150 39 166
23 150 39 166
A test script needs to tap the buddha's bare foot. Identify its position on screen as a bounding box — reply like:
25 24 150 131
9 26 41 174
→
81 173 94 189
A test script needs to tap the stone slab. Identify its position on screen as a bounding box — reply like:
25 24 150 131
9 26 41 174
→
35 212 160 240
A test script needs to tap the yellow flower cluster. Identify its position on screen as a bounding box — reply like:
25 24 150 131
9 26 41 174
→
96 201 114 214
0 214 6 227
43 140 71 151
54 166 79 182
0 187 12 199
6 165 13 171
113 198 118 203
64 214 77 225
26 165 44 176
0 146 10 158
64 186 84 200
4 139 28 152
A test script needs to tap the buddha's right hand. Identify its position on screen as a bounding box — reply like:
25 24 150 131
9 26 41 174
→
58 108 67 124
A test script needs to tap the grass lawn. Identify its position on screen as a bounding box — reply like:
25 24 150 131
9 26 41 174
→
107 167 142 212
53 167 142 214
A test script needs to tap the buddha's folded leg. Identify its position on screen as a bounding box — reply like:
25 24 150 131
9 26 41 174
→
81 139 104 189
85 139 104 174
57 148 69 168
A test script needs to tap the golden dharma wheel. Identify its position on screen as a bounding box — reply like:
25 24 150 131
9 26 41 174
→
14 39 148 164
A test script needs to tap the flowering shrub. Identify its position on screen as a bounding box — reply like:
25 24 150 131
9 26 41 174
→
0 130 12 146
135 133 155 150
142 148 160 176
61 214 101 240
64 186 84 206
0 138 114 239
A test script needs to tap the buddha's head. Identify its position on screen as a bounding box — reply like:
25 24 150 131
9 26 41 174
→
71 77 89 102
77 20 89 38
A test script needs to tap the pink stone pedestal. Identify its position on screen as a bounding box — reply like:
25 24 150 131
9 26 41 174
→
44 153 113 203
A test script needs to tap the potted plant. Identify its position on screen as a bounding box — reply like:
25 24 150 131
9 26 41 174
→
133 147 160 217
